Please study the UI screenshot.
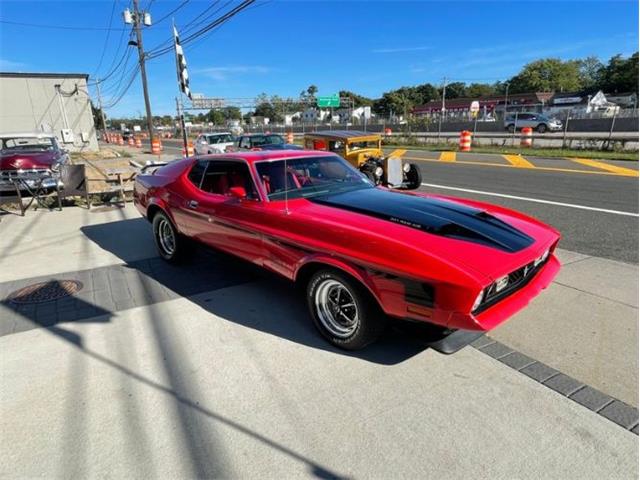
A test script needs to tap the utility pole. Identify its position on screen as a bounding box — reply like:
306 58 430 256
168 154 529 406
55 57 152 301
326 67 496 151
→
95 81 108 132
125 0 155 142
438 77 446 138
503 82 510 120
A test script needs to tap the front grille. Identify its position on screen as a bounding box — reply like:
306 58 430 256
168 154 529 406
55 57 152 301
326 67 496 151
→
475 256 549 314
0 169 53 184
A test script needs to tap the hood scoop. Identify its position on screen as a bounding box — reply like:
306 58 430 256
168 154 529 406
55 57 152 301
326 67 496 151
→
310 188 534 253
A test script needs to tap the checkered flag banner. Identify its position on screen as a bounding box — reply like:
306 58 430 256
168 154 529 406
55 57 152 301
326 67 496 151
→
173 26 192 100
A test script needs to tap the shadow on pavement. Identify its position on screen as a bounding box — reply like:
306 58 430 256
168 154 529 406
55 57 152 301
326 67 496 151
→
80 217 442 366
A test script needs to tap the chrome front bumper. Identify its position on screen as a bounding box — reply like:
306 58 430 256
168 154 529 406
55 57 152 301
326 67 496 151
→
0 169 62 192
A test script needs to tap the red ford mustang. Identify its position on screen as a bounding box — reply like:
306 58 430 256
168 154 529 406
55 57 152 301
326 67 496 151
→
134 150 560 351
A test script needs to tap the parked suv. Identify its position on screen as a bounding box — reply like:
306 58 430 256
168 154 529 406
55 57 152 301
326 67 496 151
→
504 113 562 133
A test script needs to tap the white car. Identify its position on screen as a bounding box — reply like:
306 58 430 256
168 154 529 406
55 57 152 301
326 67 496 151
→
194 132 235 155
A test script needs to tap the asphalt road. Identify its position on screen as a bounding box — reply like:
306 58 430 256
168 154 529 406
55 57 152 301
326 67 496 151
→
404 154 638 263
132 139 638 262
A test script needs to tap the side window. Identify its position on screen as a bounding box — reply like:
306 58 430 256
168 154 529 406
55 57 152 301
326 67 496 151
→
187 160 207 188
199 161 258 199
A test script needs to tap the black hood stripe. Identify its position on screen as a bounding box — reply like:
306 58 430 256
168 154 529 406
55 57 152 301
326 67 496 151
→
309 188 534 253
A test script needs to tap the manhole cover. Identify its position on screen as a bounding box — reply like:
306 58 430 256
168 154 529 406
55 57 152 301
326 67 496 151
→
6 280 83 304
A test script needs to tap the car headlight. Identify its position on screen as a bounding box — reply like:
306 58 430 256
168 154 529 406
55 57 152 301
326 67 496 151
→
494 275 509 293
374 166 384 177
472 289 485 312
402 162 411 173
534 249 550 267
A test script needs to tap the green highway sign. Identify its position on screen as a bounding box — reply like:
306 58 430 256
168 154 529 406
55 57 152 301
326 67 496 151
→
317 95 340 108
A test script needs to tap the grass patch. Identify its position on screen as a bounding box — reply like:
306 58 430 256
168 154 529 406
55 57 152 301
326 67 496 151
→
382 141 638 161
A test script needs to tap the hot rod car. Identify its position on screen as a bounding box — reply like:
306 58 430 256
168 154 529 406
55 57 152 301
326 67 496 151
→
134 150 560 351
303 130 421 189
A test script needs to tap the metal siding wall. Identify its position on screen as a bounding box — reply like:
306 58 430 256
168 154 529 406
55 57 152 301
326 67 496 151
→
0 75 98 152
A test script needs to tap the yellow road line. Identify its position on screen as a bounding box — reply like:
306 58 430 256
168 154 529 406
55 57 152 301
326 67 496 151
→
403 156 636 177
388 149 407 158
439 151 456 162
569 158 639 177
503 154 534 168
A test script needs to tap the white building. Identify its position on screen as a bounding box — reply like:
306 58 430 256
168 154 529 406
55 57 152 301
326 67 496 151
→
0 72 98 152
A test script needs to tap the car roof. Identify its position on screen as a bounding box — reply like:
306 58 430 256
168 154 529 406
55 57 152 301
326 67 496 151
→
204 132 232 135
198 149 337 165
304 130 380 140
241 133 283 137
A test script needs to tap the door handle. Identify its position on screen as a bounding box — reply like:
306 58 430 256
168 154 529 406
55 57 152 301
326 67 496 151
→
187 200 199 209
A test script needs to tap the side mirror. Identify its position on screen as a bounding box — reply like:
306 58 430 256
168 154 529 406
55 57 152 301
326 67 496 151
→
229 186 247 199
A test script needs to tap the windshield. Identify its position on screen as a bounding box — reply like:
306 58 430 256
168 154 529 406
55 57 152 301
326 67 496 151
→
255 155 372 200
207 134 234 144
347 140 379 151
2 137 57 152
253 134 284 146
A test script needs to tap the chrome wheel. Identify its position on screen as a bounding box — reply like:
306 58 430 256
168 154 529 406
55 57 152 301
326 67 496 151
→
157 218 176 255
314 279 359 338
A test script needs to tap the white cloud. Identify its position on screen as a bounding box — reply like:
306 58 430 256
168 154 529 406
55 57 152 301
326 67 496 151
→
196 65 272 81
372 46 432 54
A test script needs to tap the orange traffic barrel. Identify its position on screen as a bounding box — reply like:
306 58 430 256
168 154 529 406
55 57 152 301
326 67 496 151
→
521 127 533 147
151 138 161 155
384 128 392 136
118 135 124 146
188 141 194 156
286 132 294 144
128 136 135 147
459 130 472 151
135 136 142 148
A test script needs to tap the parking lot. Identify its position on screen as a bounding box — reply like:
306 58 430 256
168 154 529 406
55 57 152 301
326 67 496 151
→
1 144 638 478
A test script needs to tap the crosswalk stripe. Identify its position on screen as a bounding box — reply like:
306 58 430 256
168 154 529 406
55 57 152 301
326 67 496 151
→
569 158 639 177
503 154 534 168
439 151 456 162
388 149 407 158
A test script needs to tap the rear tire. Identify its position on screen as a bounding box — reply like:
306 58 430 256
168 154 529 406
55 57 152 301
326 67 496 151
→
537 124 547 133
152 211 187 263
507 124 515 133
307 269 386 350
404 163 422 190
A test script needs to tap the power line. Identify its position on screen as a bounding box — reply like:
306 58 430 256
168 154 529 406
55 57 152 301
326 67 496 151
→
92 0 118 77
152 0 191 25
147 0 256 59
0 19 127 31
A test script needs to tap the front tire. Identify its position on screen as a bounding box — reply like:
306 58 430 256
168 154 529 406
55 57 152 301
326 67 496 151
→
537 124 547 133
404 163 422 190
307 269 386 350
507 124 515 133
152 211 186 263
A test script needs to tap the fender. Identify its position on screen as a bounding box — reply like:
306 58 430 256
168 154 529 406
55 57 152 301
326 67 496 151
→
293 253 384 307
145 198 188 234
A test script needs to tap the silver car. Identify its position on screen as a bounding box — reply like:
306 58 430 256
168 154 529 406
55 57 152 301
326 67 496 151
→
194 132 235 155
504 113 562 133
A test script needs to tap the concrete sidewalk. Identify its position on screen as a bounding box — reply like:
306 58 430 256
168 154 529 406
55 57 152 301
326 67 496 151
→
0 204 637 478
1 283 637 479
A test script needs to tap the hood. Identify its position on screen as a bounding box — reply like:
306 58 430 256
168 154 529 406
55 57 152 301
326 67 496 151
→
309 188 534 253
0 151 60 171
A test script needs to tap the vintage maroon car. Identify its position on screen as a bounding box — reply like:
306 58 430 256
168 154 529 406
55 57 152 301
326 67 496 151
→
0 133 68 192
134 150 560 351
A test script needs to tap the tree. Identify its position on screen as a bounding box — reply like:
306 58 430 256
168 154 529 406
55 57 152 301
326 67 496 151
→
222 106 242 121
443 81 467 99
508 58 582 93
578 56 605 91
599 52 639 94
466 83 496 98
339 90 373 108
91 101 105 130
206 109 225 125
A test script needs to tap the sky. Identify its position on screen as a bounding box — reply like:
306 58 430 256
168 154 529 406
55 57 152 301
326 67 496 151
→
1 0 638 117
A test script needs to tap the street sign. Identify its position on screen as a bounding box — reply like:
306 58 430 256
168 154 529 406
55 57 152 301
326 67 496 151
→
317 95 340 108
191 97 225 109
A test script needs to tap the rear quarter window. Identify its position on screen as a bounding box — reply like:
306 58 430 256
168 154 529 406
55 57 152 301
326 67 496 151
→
187 160 207 187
